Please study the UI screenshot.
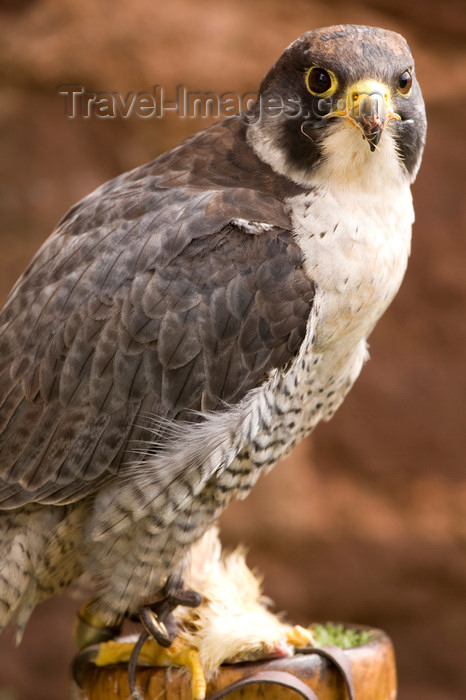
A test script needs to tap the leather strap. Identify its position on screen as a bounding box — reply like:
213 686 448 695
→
297 645 355 700
206 670 319 699
206 645 355 700
128 630 149 700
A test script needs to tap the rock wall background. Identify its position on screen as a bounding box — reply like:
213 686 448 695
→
0 1 465 698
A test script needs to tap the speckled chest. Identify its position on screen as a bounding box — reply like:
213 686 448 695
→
196 321 362 530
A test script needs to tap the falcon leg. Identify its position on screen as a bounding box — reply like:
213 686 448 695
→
73 576 203 699
128 575 203 699
125 633 207 700
73 600 124 649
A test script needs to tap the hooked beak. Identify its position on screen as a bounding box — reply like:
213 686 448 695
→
326 79 401 152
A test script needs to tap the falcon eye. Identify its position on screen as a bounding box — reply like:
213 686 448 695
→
397 69 412 95
305 66 337 97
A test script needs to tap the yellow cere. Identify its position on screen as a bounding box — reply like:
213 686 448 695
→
323 78 401 126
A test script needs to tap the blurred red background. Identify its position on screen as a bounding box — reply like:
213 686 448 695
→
0 1 465 699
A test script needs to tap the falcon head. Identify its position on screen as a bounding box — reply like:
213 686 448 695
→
247 25 426 186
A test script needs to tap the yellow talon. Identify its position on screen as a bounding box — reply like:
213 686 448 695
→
94 636 207 700
94 638 156 666
171 645 206 700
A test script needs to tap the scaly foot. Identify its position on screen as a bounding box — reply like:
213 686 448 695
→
73 576 203 699
96 635 207 700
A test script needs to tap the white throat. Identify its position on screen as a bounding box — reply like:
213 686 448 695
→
248 116 408 192
284 121 413 367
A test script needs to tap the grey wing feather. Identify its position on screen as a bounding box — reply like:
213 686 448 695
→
0 118 315 508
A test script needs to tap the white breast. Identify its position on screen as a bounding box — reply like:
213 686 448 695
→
289 122 413 374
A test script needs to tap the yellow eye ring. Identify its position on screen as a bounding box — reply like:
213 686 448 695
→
305 66 338 97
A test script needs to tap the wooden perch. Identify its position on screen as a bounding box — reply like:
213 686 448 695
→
70 626 396 699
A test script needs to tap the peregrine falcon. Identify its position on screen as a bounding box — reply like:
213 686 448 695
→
0 24 426 643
